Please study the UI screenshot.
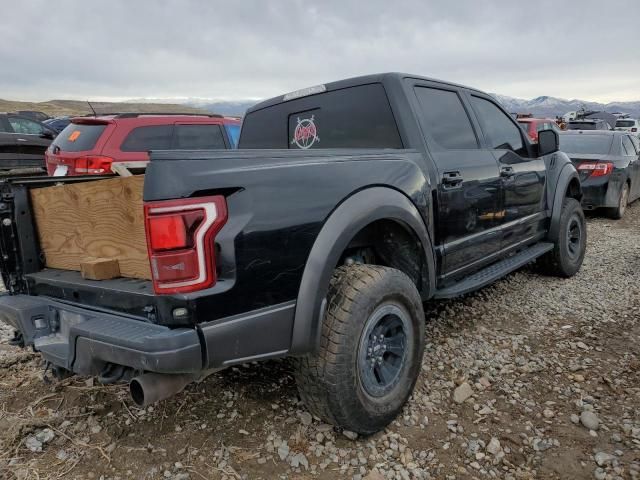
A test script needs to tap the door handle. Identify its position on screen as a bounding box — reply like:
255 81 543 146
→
442 171 463 189
500 166 515 178
16 138 28 142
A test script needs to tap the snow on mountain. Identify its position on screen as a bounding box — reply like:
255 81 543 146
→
491 94 640 118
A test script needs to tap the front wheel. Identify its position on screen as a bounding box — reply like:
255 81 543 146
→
538 197 586 277
293 265 425 435
608 182 629 220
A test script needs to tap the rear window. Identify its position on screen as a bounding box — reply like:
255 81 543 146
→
567 122 597 130
616 120 635 128
121 125 173 152
559 134 613 155
53 123 107 152
174 124 226 149
239 83 403 149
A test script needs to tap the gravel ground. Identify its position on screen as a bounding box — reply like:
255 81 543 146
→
1 203 639 480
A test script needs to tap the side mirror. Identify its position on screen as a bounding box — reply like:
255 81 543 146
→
40 130 55 140
538 129 559 156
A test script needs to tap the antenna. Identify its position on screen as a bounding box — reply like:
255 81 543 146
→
87 101 97 117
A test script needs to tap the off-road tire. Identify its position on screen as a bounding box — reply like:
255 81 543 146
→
608 182 629 220
538 197 586 277
293 264 425 435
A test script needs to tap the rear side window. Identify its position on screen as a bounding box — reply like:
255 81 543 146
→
53 123 107 152
8 116 46 135
470 96 525 154
121 125 173 152
174 124 226 149
240 83 402 149
621 135 636 156
414 87 478 149
224 124 240 148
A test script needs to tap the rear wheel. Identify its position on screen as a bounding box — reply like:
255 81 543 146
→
538 197 586 277
608 182 629 220
293 265 425 435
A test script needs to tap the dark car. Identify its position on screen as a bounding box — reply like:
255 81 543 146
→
0 73 585 435
16 111 51 123
567 119 611 131
559 130 640 218
43 116 72 134
0 113 56 170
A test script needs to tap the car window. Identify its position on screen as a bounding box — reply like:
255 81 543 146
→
470 96 525 154
174 124 226 149
53 123 108 152
616 120 635 128
629 135 640 154
224 124 240 148
8 117 45 135
621 135 636 156
121 125 173 152
240 83 403 149
413 87 478 149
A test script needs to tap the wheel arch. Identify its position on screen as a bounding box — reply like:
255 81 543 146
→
289 187 435 355
549 164 582 241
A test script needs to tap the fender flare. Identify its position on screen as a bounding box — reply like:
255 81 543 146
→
548 163 582 240
289 187 435 355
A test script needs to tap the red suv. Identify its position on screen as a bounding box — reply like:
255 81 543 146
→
45 113 241 176
517 117 561 142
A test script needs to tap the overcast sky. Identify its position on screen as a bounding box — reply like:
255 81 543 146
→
1 0 638 103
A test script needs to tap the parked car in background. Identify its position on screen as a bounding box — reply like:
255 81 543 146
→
517 117 561 142
615 118 640 137
45 113 241 176
16 111 51 123
559 130 640 218
43 116 72 134
567 119 611 131
0 113 56 170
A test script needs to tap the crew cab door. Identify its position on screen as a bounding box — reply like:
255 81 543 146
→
411 84 503 277
7 116 53 164
0 116 20 168
467 95 547 251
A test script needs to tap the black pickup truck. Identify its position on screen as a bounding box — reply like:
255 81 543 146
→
0 73 586 434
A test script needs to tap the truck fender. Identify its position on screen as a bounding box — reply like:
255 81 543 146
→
548 163 582 241
289 187 435 355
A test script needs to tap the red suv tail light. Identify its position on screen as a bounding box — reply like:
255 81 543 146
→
577 161 614 177
74 156 113 174
144 196 227 294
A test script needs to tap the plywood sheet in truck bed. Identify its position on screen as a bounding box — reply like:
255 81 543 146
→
30 175 151 280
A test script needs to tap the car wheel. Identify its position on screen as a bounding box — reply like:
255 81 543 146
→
609 182 629 220
538 197 586 277
293 264 425 435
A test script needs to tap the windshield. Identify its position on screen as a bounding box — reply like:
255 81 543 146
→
616 120 635 128
559 134 613 155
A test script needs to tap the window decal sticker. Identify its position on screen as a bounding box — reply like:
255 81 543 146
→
291 115 320 149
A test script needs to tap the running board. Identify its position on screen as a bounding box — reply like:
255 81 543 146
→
434 242 554 299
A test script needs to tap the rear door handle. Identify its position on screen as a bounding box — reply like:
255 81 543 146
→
16 138 28 142
500 166 515 178
442 171 463 189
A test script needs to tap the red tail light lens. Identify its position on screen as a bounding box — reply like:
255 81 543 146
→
75 156 113 174
577 161 613 177
144 196 227 294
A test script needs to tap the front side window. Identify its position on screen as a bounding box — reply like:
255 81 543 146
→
121 125 173 152
174 124 226 150
470 96 525 154
8 117 45 135
414 87 478 149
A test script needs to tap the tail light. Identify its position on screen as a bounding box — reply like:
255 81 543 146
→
577 161 613 177
144 196 227 294
74 156 113 174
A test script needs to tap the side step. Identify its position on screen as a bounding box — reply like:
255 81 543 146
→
434 242 554 299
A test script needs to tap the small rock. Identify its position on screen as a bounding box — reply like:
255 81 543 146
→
543 409 555 419
580 411 600 431
575 341 589 350
277 443 290 460
343 430 358 440
35 428 55 444
56 450 68 461
453 383 473 404
594 452 615 467
487 437 501 455
238 429 249 435
298 411 313 426
571 414 580 424
25 436 42 453
363 472 385 480
594 467 607 480
290 452 309 470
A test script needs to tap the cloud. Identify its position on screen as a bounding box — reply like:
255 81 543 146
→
1 0 638 102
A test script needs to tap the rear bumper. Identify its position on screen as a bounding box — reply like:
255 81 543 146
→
0 295 295 375
580 177 621 209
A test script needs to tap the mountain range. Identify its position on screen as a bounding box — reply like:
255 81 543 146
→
491 94 640 118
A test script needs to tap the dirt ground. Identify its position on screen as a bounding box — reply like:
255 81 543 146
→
1 203 639 480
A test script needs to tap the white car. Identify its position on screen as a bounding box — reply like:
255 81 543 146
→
615 118 640 137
